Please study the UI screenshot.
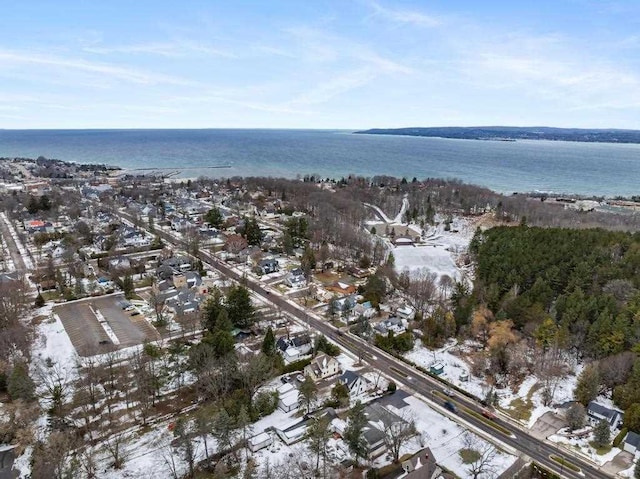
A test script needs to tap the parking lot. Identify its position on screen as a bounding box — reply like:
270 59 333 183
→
55 294 160 357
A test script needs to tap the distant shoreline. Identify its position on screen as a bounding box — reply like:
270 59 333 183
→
355 126 640 144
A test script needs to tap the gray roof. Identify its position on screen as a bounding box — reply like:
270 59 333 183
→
625 431 640 448
587 401 623 425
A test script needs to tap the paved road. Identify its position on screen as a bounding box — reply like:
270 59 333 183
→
0 214 27 272
117 208 612 479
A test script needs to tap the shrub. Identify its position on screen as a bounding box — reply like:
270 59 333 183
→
281 358 312 374
613 427 628 448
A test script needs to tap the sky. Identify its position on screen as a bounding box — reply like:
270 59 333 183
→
1 0 640 129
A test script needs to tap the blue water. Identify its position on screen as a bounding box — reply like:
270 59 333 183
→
1 129 639 197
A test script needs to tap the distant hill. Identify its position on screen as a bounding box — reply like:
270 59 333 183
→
354 126 640 144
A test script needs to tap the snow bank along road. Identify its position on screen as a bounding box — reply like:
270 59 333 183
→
115 208 612 479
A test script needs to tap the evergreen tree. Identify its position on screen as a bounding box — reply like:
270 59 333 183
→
634 459 640 479
205 207 224 228
7 361 35 401
226 285 254 328
593 419 611 447
298 376 318 415
344 401 368 465
241 216 262 246
202 289 225 332
207 309 235 358
261 327 276 356
574 364 601 405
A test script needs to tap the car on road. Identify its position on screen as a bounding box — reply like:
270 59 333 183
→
443 388 454 397
443 400 457 413
481 408 497 420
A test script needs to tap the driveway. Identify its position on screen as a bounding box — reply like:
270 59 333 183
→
530 411 565 440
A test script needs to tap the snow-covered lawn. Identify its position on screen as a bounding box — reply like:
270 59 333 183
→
393 216 475 284
383 395 517 478
394 244 462 282
405 343 579 428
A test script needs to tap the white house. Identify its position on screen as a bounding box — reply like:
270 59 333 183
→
277 383 299 412
285 268 306 288
587 401 624 430
276 334 313 364
338 370 370 399
304 354 341 381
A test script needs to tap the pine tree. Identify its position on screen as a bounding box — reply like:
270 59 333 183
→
298 376 318 415
634 458 640 479
226 285 254 328
593 419 611 448
8 361 35 401
262 327 276 356
344 401 368 465
574 364 600 405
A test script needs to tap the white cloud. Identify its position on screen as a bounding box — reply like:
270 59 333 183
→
83 40 234 58
366 0 441 27
0 48 196 85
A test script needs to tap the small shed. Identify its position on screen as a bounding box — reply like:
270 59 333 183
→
430 362 445 376
248 432 273 452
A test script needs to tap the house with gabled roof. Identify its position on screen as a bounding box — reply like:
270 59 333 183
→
304 354 341 381
276 334 313 363
587 401 624 430
338 370 370 399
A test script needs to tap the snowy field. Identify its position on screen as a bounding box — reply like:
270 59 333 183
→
394 244 462 282
405 343 580 428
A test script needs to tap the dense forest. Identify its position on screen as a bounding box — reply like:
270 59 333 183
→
470 226 640 430
355 126 640 144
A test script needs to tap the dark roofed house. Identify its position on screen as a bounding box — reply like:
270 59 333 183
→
339 370 370 399
587 401 623 430
258 258 279 275
401 448 449 479
276 334 313 363
623 431 640 455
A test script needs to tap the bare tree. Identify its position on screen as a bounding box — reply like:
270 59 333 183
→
383 411 417 463
104 431 130 469
406 269 438 315
461 433 497 479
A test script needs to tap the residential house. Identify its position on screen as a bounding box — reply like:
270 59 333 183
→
276 334 313 363
326 281 357 296
623 431 640 455
352 301 376 319
285 268 306 288
587 401 624 429
401 448 448 479
374 317 407 335
358 402 414 459
304 354 341 381
258 258 279 275
396 305 416 321
338 370 370 399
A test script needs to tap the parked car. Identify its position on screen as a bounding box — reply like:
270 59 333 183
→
443 400 457 413
296 374 305 382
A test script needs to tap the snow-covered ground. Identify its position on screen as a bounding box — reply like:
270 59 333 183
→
393 216 475 285
0 212 34 270
405 343 579 428
396 395 517 478
394 244 463 282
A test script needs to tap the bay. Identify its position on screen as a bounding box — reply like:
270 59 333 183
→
1 128 639 197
